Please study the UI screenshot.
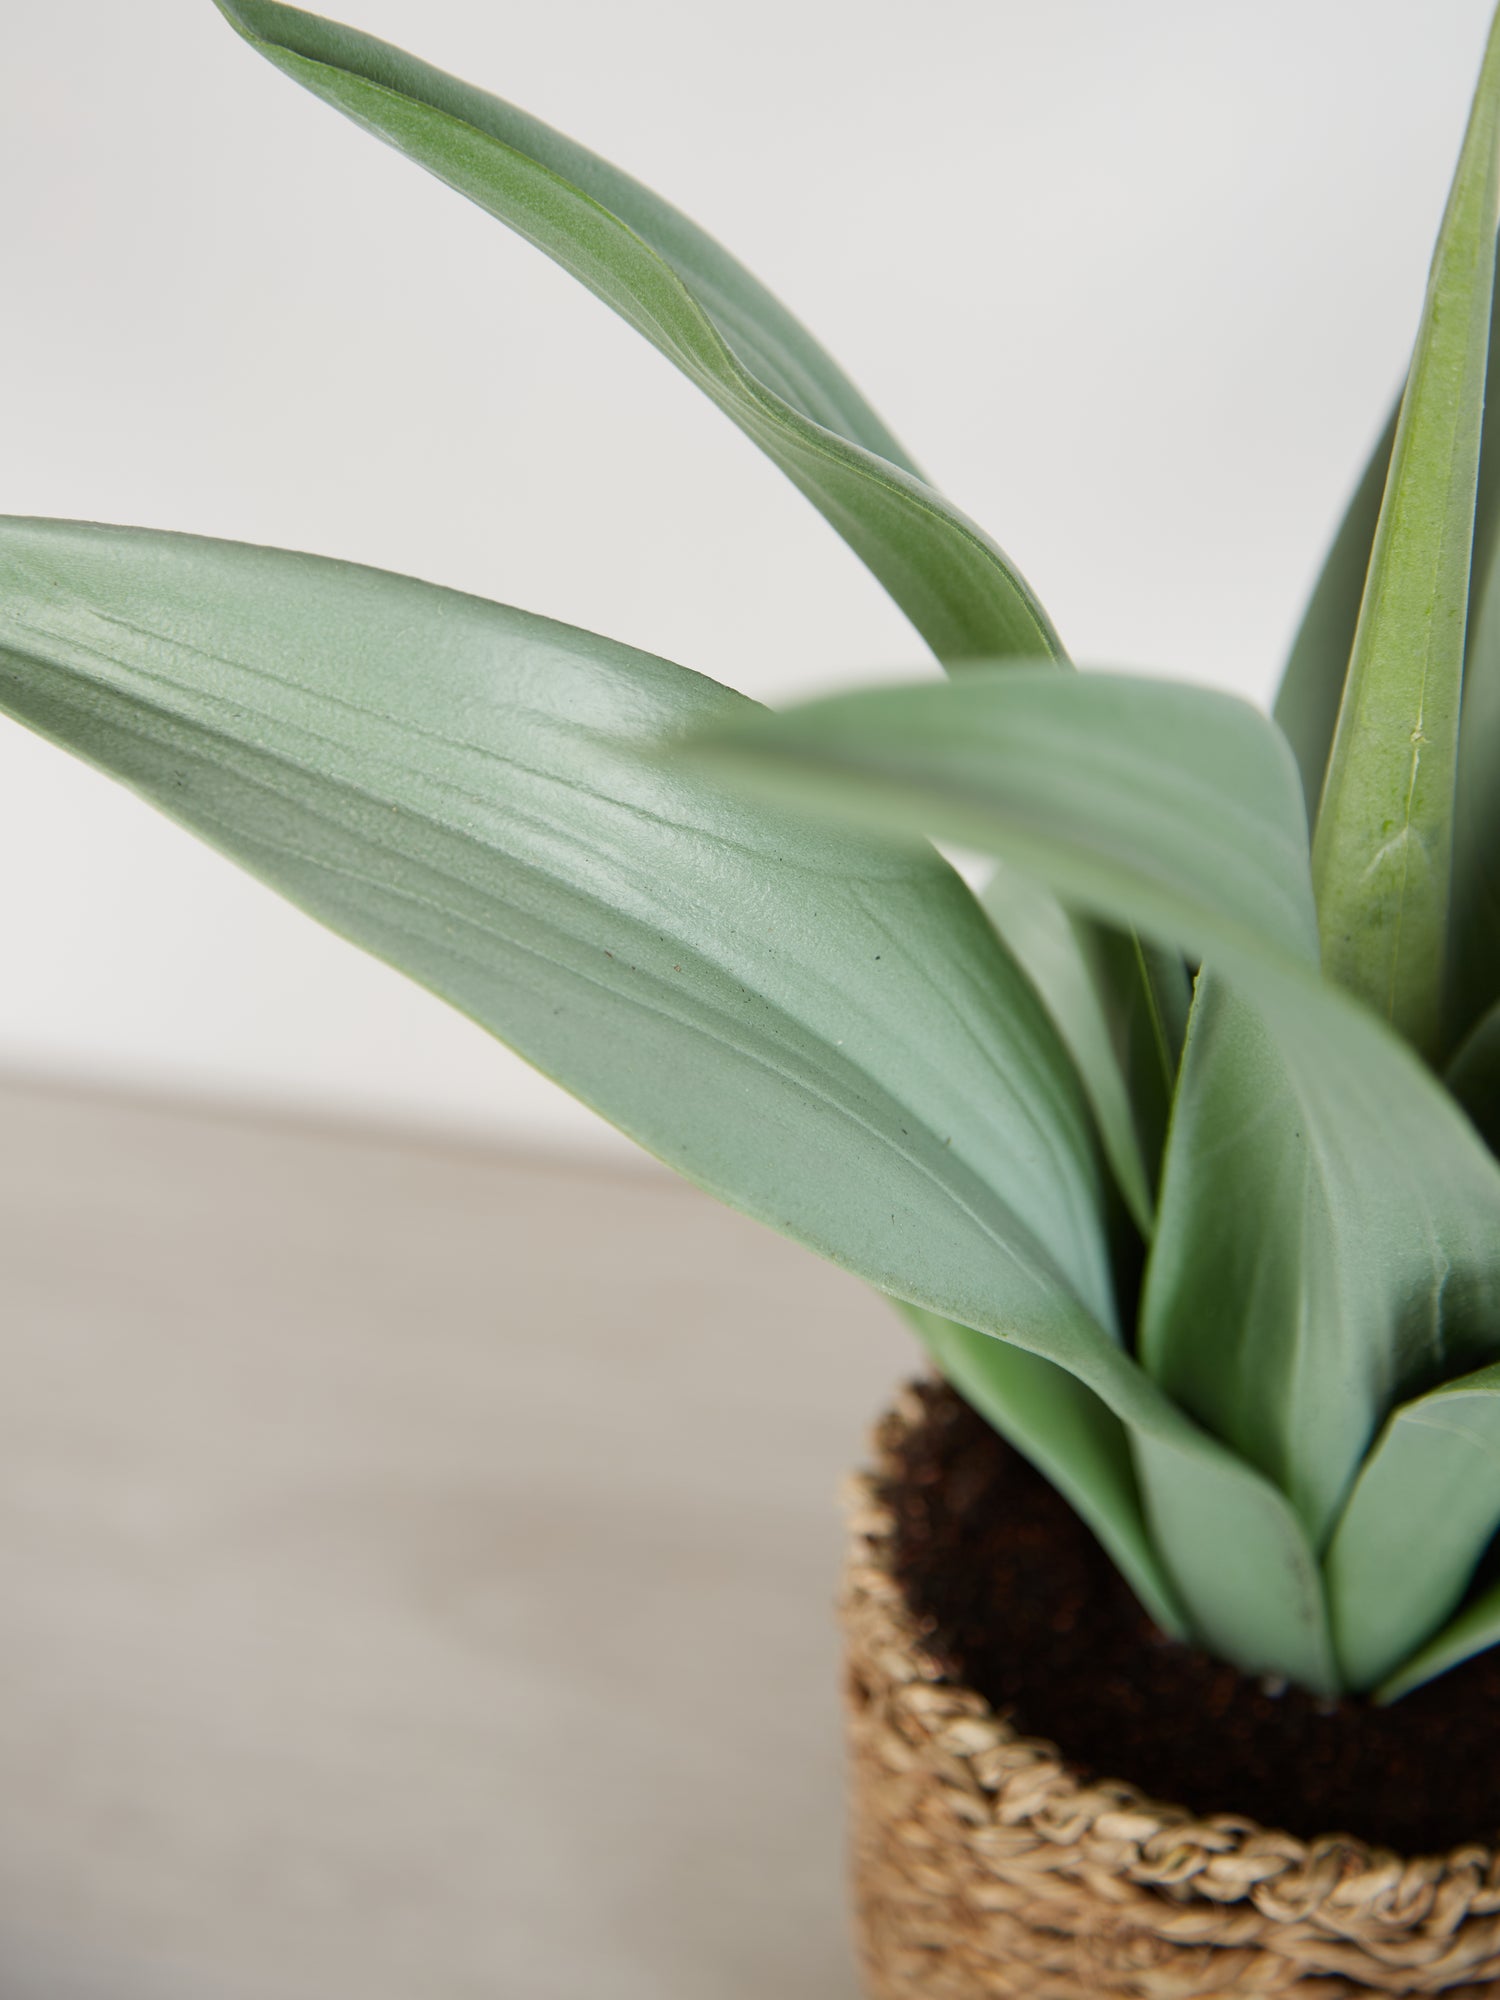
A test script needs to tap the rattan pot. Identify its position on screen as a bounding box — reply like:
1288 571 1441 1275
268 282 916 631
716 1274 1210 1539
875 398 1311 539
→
841 1383 1500 2000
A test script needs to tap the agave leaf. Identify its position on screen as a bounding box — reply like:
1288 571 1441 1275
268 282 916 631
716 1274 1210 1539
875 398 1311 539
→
1079 925 1190 1202
897 1303 1186 1638
1425 181 1500 1046
210 0 1059 668
678 666 1321 976
1272 398 1397 822
1143 975 1500 1547
1325 1362 1500 1691
684 666 1500 1551
1376 1570 1500 1701
0 517 1335 1690
979 863 1154 1234
210 0 1187 1193
0 516 1117 1339
1296 336 1500 1045
1310 10 1500 1056
904 1284 1337 1689
1448 571 1500 1047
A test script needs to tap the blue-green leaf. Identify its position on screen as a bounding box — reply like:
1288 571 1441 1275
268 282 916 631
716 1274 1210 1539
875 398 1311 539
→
211 0 1190 1185
210 0 1059 668
1325 1362 1500 1690
979 863 1155 1235
1142 975 1500 1548
1272 400 1397 823
1311 9 1500 1055
1377 1573 1500 1703
679 666 1321 976
685 664 1500 1567
1448 569 1500 1047
898 1304 1186 1639
0 517 1112 1339
0 518 1335 1692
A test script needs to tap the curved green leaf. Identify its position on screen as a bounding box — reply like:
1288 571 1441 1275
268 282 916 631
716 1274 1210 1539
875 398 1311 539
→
1126 1426 1335 1694
1325 1362 1500 1691
1448 569 1500 1046
1300 340 1500 1050
903 1282 1337 1691
210 0 1060 668
678 666 1321 977
0 517 1335 1691
1377 1572 1500 1702
1311 8 1500 1056
979 862 1154 1235
1073 927 1189 1209
0 516 1110 1339
1142 974 1500 1547
1272 399 1397 822
210 0 1188 1186
1436 152 1500 1048
1443 300 1500 1045
898 1303 1186 1639
684 664 1500 1565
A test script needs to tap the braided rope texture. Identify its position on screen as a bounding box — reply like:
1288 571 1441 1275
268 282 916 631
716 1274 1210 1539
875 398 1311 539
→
842 1385 1500 1999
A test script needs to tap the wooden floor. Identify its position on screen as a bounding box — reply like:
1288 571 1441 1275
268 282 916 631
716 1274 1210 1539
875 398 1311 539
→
0 1076 914 1999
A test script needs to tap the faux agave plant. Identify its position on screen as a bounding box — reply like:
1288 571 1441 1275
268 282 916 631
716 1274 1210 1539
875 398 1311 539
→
8 0 1500 1707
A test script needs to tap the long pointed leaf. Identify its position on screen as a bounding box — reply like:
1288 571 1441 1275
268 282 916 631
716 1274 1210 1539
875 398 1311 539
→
1434 157 1500 1046
686 668 1500 1553
1080 925 1190 1201
1443 276 1500 1045
1297 336 1500 1045
679 666 1321 977
1142 975 1500 1545
210 0 1060 668
979 863 1154 1234
1325 1362 1500 1691
1311 9 1500 1055
1448 567 1500 1045
0 518 1335 1690
1377 1574 1500 1703
906 1282 1337 1690
898 1303 1186 1639
211 0 1189 1192
0 518 1119 1338
1273 399 1397 822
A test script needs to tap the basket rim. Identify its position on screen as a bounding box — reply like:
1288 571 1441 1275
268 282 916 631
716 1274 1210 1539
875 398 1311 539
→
844 1379 1500 1942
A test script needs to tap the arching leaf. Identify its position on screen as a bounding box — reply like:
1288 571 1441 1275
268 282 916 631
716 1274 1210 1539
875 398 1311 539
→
1272 400 1397 822
1311 10 1500 1055
899 1303 1186 1639
211 0 1060 668
1326 1362 1500 1690
1143 975 1500 1548
0 516 1336 1691
980 863 1155 1235
0 517 1112 1337
679 666 1321 975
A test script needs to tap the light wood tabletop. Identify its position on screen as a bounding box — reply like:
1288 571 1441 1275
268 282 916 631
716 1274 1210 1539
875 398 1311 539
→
0 1075 915 1999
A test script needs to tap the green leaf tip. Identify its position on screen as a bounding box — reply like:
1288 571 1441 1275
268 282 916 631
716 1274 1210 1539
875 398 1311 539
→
1311 3 1500 1057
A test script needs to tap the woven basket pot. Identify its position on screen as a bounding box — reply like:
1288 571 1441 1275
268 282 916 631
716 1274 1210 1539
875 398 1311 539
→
842 1383 1500 2000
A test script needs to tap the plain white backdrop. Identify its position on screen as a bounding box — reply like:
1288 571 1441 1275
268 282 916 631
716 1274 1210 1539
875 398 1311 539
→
1 0 1495 1151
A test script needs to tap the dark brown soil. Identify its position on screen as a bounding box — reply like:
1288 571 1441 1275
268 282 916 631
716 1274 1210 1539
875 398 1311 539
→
885 1379 1500 1855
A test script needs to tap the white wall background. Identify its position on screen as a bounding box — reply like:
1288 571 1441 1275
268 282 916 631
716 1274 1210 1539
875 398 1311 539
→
0 0 1493 1152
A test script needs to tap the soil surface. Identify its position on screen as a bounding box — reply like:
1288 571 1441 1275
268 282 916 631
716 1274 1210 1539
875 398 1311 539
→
885 1380 1500 1854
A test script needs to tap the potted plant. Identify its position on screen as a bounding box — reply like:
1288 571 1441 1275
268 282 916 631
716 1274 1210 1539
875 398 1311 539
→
7 0 1500 1991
